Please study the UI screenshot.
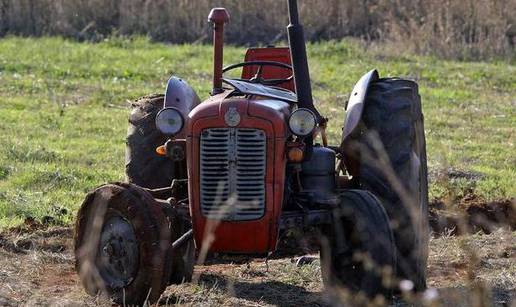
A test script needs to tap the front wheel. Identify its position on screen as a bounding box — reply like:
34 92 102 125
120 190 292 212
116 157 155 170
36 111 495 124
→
74 183 171 306
320 190 397 298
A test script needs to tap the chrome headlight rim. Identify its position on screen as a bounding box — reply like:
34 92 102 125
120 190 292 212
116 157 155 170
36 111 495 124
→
288 108 317 137
155 107 185 136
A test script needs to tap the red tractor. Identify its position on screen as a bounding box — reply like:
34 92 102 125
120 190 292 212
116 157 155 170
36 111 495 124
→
74 1 429 305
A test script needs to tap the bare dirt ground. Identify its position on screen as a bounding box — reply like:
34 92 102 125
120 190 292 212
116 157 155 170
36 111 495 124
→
0 200 514 307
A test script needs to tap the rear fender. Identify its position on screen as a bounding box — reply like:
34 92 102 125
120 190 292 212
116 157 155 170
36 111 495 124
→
164 77 201 119
341 69 379 145
163 77 200 156
340 69 379 177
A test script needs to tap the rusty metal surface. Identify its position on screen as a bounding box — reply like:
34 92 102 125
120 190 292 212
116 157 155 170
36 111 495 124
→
208 8 230 95
242 47 295 92
187 97 288 253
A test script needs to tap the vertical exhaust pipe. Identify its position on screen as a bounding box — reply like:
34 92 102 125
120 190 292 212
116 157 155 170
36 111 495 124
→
287 0 320 121
208 8 230 95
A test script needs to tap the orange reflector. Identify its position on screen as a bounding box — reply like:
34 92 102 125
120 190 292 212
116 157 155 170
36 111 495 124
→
156 145 167 156
287 147 304 163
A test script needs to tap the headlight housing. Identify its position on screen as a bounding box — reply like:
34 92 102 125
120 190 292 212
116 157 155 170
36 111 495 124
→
156 107 184 135
288 108 316 137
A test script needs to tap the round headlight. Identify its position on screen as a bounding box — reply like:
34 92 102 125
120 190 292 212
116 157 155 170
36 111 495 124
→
289 108 316 136
156 107 184 135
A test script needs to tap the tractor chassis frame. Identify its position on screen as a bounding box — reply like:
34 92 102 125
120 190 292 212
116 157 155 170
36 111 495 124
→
279 209 333 231
143 180 335 253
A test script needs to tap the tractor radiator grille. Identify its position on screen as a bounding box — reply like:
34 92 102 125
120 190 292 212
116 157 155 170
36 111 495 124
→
200 128 266 221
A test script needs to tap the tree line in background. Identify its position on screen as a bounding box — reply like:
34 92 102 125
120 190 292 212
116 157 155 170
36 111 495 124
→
0 0 514 60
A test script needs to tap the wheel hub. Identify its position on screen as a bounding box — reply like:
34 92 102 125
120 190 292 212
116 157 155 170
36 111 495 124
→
97 215 139 289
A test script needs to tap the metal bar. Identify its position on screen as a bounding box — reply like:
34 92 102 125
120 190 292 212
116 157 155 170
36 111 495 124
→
208 8 230 95
171 229 194 251
288 0 300 25
144 179 188 199
286 0 321 122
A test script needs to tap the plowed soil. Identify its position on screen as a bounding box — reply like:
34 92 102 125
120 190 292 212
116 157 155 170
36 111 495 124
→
429 197 516 235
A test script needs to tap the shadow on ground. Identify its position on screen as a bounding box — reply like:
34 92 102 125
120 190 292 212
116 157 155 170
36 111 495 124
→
161 272 323 307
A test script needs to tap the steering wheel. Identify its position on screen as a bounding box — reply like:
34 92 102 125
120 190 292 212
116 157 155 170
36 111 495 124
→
222 61 293 86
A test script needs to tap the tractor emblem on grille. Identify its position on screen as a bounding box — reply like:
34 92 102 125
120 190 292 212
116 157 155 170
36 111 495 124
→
224 107 241 127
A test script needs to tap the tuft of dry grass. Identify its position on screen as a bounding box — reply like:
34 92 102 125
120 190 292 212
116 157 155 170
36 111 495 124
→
0 0 514 60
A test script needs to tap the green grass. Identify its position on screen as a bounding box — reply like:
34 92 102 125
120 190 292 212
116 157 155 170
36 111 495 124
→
0 36 514 228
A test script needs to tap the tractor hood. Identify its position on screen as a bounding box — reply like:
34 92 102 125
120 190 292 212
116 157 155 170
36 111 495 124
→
186 92 292 253
186 92 293 137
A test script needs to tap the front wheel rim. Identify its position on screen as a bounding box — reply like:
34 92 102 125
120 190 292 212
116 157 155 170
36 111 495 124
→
97 215 139 289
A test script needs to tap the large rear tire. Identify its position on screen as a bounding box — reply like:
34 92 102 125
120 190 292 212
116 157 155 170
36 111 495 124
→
320 190 396 298
74 183 171 306
345 78 429 291
126 94 177 189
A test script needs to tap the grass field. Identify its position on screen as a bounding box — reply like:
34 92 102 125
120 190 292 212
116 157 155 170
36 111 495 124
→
0 36 514 228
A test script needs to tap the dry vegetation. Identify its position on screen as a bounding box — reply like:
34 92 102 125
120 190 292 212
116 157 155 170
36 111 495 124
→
0 0 515 60
0 1 514 304
0 225 513 306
